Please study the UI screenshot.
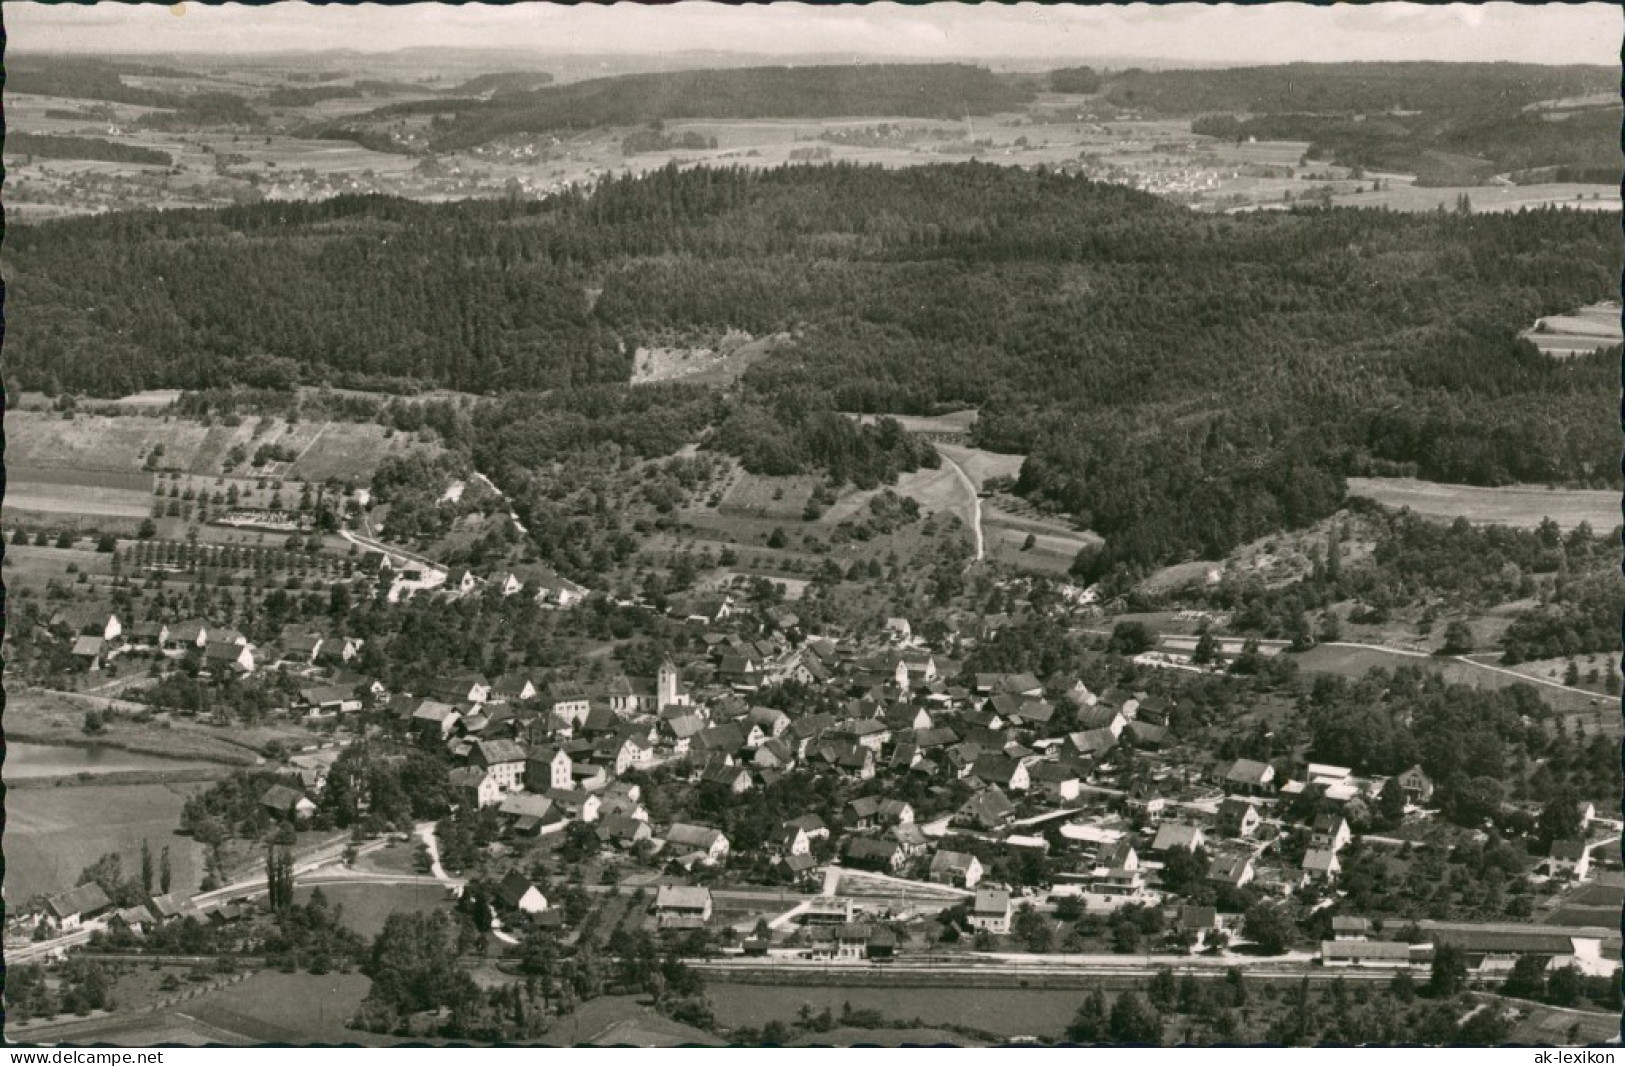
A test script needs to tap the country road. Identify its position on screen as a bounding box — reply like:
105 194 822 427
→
936 450 984 561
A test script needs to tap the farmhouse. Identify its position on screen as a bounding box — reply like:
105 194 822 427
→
1150 822 1205 854
44 883 114 929
525 748 574 793
411 700 462 741
843 836 905 872
165 620 209 652
929 849 985 888
70 636 106 671
449 767 503 810
260 783 317 821
654 885 713 929
126 621 169 650
665 823 730 865
472 738 529 791
496 871 549 915
299 685 363 717
968 888 1013 934
1217 798 1261 838
1221 758 1275 794
52 607 122 643
204 640 255 675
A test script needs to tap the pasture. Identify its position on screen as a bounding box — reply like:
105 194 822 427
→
181 970 407 1045
1505 1003 1621 1046
1331 182 1617 214
717 471 822 519
706 982 1085 1039
6 688 278 764
290 881 448 940
5 410 208 473
1521 301 1622 359
935 442 1023 490
1292 644 1615 723
3 782 209 903
1346 478 1620 531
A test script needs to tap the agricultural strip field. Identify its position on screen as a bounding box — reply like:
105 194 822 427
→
1346 477 1620 531
3 782 209 903
4 468 155 520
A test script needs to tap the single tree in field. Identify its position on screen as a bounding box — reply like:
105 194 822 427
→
1107 991 1163 1045
1536 790 1582 849
140 839 154 896
1429 943 1468 997
1066 987 1109 1042
1439 620 1474 655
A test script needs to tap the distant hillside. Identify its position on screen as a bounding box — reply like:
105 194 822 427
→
348 63 1032 149
451 71 557 96
1096 62 1616 116
6 132 172 167
1100 62 1622 187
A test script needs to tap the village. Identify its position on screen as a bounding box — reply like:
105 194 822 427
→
13 538 1622 1008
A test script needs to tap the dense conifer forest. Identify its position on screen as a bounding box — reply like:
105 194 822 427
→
7 162 1615 577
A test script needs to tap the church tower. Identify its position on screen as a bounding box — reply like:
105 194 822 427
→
657 659 679 711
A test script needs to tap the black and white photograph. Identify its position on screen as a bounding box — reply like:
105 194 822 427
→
2 0 1621 1050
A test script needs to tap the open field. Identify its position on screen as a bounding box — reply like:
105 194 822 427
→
1503 1002 1622 1046
852 410 980 441
708 982 1084 1039
6 409 427 490
4 466 155 520
935 443 1023 490
179 970 411 1046
6 688 278 764
291 881 449 940
1328 182 1618 214
717 471 822 519
1291 644 1618 724
1470 653 1620 697
1521 301 1622 359
4 782 209 903
5 411 209 472
1346 478 1619 531
631 330 792 386
0 544 116 587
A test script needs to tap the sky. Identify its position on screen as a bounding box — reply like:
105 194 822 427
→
7 2 1621 67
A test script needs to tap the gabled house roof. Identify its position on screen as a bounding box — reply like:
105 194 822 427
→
46 883 112 920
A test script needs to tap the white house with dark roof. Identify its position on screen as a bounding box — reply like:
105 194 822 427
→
969 888 1012 934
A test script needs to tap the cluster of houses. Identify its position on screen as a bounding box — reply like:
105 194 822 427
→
31 882 203 937
361 551 587 608
48 608 264 675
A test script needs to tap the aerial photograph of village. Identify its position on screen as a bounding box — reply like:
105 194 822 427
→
2 0 1621 1050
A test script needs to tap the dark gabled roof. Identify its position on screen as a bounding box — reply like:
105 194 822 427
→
259 783 308 812
845 837 901 860
1550 839 1589 861
47 883 112 919
495 870 540 909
